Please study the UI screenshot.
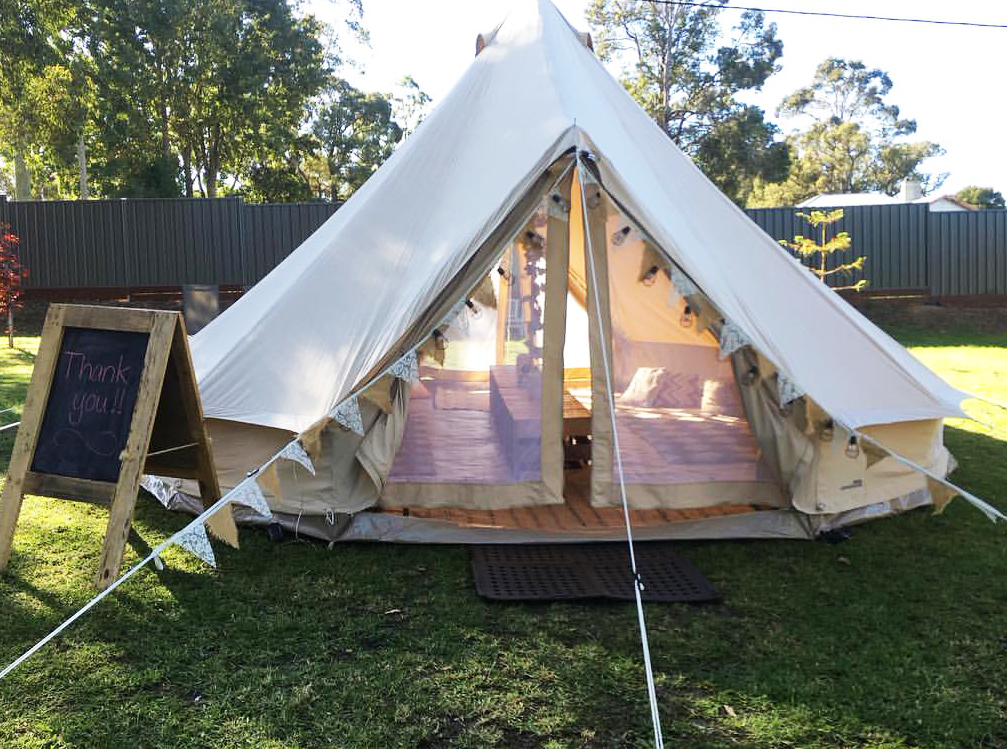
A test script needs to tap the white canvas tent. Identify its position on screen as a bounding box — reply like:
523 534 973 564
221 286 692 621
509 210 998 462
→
168 0 977 542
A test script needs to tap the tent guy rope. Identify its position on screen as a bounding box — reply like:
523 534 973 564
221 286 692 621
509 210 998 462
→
577 153 666 749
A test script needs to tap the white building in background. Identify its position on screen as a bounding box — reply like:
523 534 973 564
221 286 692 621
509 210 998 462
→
798 178 977 211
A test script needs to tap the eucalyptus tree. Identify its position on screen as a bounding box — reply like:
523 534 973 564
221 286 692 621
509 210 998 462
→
587 0 788 204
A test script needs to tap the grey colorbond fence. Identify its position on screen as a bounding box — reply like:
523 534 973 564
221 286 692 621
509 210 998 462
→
745 203 1007 297
2 195 1007 298
0 196 339 291
745 204 931 293
927 210 1007 296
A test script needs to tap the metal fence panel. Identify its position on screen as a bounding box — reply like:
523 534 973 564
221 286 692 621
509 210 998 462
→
3 194 1007 297
928 210 1007 296
0 197 338 290
745 204 930 291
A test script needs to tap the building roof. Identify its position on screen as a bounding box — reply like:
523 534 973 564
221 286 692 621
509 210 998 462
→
797 193 899 208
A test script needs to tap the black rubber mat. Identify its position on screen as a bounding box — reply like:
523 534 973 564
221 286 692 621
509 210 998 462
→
469 542 721 602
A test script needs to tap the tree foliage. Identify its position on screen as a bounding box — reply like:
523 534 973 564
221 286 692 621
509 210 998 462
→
749 59 943 208
0 0 84 199
302 78 402 202
587 0 788 204
84 0 332 198
779 209 866 292
0 224 27 346
955 186 1005 210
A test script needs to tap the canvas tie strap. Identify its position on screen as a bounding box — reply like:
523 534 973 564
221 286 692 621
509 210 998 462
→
578 157 665 748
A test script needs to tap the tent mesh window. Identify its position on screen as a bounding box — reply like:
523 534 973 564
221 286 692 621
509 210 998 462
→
602 209 775 491
387 205 551 486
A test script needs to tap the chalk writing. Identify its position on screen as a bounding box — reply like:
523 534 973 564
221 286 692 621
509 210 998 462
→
31 327 150 483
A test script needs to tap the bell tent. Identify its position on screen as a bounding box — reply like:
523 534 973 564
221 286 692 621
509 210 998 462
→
164 0 977 542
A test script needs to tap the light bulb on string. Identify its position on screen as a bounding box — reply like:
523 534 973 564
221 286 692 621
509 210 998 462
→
611 226 631 246
584 188 603 210
679 304 693 328
641 265 660 287
497 266 512 282
549 193 570 215
819 420 835 442
845 435 860 458
465 299 482 319
432 329 448 351
741 366 759 387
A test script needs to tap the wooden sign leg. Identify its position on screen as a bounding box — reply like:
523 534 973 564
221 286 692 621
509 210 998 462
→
0 306 67 572
0 480 27 572
170 320 237 547
93 315 175 590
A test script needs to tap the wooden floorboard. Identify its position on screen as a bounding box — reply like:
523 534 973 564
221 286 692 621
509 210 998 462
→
382 498 768 532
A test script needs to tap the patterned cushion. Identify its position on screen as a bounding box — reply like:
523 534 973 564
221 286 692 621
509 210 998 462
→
618 368 703 409
701 378 743 416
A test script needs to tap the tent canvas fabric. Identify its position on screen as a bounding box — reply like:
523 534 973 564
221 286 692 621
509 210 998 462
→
170 0 970 542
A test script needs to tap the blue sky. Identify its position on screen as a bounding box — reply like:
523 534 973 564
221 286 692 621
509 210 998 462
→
311 0 1007 196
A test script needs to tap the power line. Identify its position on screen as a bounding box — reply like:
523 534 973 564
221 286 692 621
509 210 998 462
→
643 0 1007 29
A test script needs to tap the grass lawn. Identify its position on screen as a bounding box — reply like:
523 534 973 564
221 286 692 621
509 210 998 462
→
0 327 1006 748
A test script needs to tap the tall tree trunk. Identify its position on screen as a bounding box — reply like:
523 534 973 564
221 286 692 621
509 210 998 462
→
205 125 220 198
182 143 193 198
77 135 89 199
159 104 171 160
13 135 30 201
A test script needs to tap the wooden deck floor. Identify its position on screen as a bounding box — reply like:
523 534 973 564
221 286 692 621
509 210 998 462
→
382 467 769 533
384 500 765 531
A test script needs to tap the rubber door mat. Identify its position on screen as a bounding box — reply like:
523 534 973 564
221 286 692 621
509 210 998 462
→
469 542 721 602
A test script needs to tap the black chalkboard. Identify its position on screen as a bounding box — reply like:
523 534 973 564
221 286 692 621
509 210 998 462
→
30 327 150 483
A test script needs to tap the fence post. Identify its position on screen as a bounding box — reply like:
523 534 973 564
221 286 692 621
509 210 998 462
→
235 196 248 287
925 209 938 301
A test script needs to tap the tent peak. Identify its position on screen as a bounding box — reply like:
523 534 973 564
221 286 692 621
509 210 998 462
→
475 0 594 57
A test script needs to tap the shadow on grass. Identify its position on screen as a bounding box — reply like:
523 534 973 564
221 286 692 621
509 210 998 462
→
0 429 1006 747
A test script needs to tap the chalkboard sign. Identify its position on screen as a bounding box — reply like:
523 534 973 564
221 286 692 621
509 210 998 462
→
31 327 150 483
0 304 237 589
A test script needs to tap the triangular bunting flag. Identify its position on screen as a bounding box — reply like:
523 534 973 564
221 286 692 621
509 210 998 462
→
669 267 698 298
140 475 173 508
693 303 713 335
332 395 365 436
175 523 216 567
718 320 750 360
927 477 959 515
389 350 419 383
258 462 283 501
279 441 316 475
299 416 331 465
231 479 273 520
777 373 804 406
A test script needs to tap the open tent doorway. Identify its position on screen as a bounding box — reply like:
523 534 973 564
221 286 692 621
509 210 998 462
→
366 164 786 536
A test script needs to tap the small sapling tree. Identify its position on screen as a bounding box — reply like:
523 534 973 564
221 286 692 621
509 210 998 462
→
0 225 28 347
780 209 867 292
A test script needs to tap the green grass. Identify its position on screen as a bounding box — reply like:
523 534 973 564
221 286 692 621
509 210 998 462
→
1 330 1006 748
